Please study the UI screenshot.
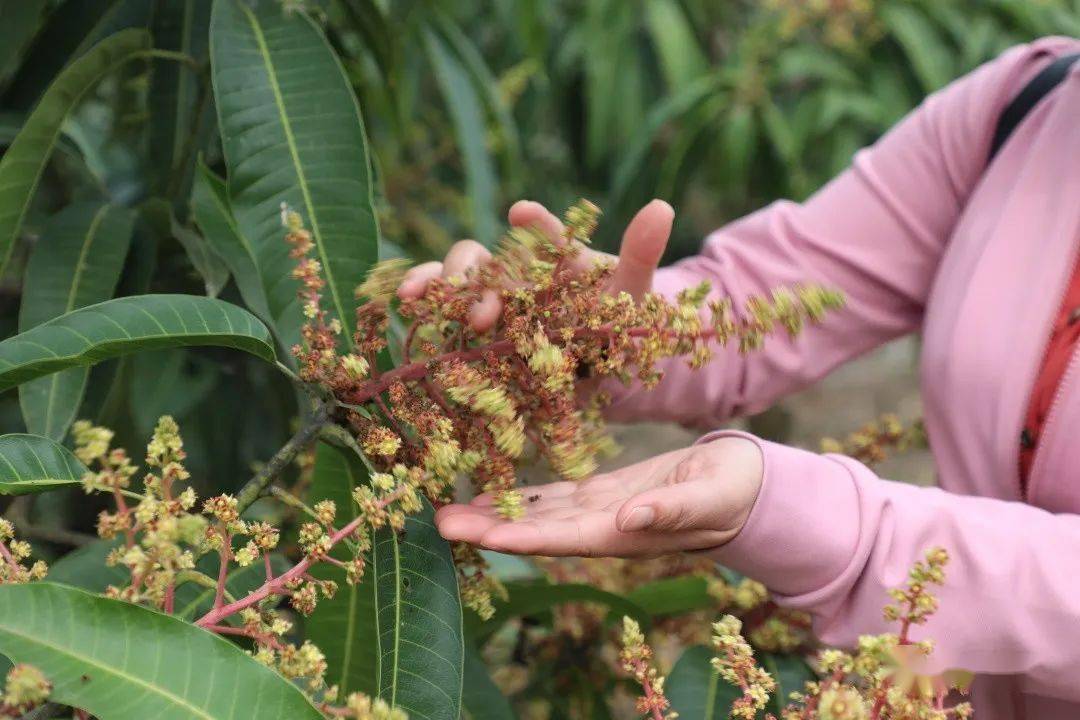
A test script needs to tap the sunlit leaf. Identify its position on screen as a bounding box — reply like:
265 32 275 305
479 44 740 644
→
0 295 275 393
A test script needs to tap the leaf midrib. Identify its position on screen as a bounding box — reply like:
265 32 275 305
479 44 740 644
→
0 623 215 719
238 4 351 349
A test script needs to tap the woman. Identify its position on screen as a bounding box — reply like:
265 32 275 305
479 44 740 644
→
400 37 1080 717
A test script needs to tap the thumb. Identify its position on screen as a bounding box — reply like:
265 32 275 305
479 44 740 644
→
609 199 674 299
615 481 725 534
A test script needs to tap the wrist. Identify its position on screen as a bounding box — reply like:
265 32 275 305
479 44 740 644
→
695 431 862 598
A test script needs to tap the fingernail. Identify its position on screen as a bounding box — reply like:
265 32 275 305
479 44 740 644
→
619 506 655 532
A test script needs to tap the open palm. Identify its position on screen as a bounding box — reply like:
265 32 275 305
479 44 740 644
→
434 435 764 559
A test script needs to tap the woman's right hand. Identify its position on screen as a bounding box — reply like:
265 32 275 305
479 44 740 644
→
396 199 676 330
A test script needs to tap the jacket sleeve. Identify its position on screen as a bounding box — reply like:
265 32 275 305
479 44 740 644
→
606 37 1076 429
705 430 1080 701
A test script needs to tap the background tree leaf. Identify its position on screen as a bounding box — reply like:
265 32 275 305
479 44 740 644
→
463 637 516 720
149 0 215 207
0 0 51 95
0 582 323 719
210 0 380 352
468 580 651 644
0 433 87 495
762 652 816 714
421 26 500 247
624 575 713 617
666 645 739 720
0 294 275 393
0 28 150 280
17 201 134 440
191 161 273 326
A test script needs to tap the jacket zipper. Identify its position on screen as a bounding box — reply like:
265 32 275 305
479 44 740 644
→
1019 239 1080 502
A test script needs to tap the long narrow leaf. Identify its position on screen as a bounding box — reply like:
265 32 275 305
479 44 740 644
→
191 161 273 325
0 582 323 719
149 0 214 205
0 433 87 495
0 294 275 393
0 29 150 279
17 202 134 439
375 497 465 719
211 0 380 352
422 26 500 247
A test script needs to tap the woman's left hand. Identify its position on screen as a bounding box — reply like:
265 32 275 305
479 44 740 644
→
435 435 764 558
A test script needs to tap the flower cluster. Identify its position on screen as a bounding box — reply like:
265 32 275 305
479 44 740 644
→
69 417 406 719
820 415 926 468
620 548 972 720
712 614 778 719
0 519 46 585
283 199 840 615
0 664 50 717
620 617 675 720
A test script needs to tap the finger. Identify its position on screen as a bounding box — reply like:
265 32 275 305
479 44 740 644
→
479 514 621 557
477 514 727 558
610 199 674 299
508 200 564 243
435 506 503 543
398 261 443 299
615 479 734 535
442 239 492 280
468 289 501 332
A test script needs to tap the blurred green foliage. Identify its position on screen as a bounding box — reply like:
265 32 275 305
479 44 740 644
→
334 0 1079 257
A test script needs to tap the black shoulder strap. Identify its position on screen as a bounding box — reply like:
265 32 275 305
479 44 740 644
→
988 52 1080 163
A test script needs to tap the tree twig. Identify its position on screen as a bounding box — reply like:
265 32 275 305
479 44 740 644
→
234 403 331 514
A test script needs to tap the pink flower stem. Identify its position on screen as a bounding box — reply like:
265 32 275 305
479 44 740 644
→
212 532 231 610
631 658 666 720
196 488 405 628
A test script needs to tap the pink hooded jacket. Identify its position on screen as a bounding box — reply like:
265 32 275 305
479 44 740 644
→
607 37 1080 718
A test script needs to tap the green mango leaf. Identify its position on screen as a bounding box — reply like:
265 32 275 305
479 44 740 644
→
431 12 523 192
211 0 380 352
191 161 273 325
0 294 275 393
149 0 214 205
142 197 230 298
463 637 516 720
421 25 500 247
374 496 465 719
762 652 816 714
625 575 713 617
666 645 739 719
0 0 50 94
305 442 379 697
644 0 709 89
1 0 151 112
17 202 134 440
0 433 87 495
46 538 126 589
0 582 322 719
881 4 954 93
470 580 650 644
0 28 150 280
608 74 723 208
